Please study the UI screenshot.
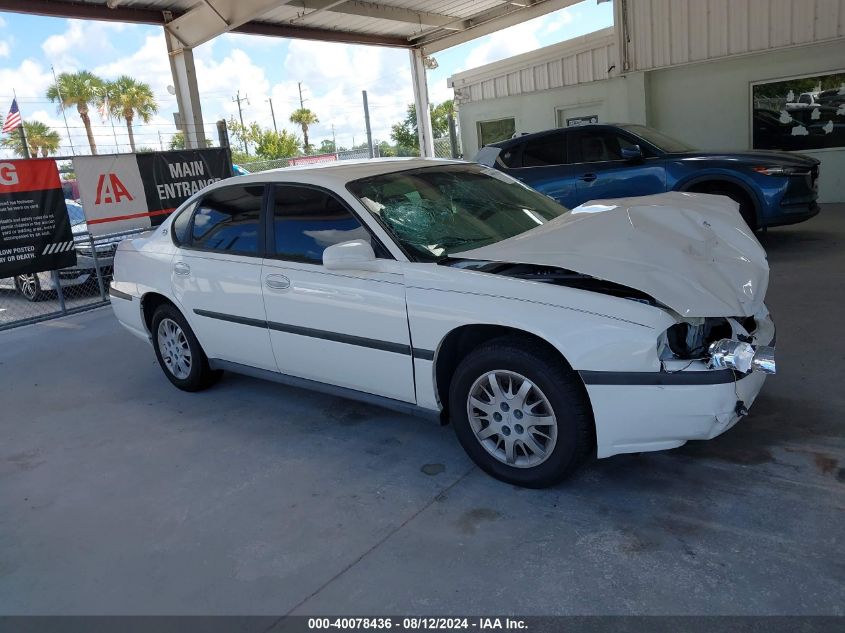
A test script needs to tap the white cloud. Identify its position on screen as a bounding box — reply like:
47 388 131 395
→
0 17 7 29
42 20 126 69
0 40 10 58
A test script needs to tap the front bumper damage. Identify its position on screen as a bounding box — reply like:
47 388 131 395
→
580 312 775 459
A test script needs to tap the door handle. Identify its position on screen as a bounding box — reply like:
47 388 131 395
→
265 274 291 290
580 173 597 183
173 262 191 276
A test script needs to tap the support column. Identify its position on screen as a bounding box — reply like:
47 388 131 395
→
165 27 207 149
409 48 435 158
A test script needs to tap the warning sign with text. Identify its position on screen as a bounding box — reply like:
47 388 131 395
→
0 159 76 277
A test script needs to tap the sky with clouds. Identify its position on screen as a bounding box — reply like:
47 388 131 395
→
0 1 612 159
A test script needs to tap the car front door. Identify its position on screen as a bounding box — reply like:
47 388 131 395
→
569 128 667 206
502 131 581 208
261 184 416 403
170 183 276 371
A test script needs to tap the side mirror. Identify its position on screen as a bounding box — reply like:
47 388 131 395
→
621 145 644 162
322 239 380 272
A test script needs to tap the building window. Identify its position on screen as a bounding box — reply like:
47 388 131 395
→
752 71 845 151
477 118 515 148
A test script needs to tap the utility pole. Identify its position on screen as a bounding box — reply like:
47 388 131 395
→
158 131 164 151
232 90 249 155
331 124 336 153
267 98 277 133
362 90 374 159
298 82 305 109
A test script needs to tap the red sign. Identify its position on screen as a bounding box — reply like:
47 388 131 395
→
0 159 62 194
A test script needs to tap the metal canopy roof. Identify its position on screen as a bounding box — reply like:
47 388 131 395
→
1 0 580 52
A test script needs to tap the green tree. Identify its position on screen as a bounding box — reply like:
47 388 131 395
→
169 131 213 151
390 100 454 153
46 70 105 154
227 116 263 155
169 131 186 150
318 138 337 154
289 108 319 153
255 129 300 160
1 120 61 157
106 76 159 153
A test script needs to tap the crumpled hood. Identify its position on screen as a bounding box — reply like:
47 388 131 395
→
459 191 769 318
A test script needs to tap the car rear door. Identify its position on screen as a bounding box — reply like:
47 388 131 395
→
500 131 581 208
569 128 667 206
170 183 276 371
260 183 416 403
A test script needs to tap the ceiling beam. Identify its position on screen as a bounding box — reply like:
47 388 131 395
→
416 0 579 53
0 0 411 47
289 0 459 28
165 0 292 48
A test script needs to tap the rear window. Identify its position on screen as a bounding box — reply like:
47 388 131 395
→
190 185 264 255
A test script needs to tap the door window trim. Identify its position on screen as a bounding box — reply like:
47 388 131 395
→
176 183 269 258
264 182 394 265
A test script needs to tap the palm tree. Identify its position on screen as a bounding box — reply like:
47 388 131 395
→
1 121 61 157
46 70 104 154
289 108 319 153
106 76 158 153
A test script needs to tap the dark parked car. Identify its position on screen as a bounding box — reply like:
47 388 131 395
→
476 123 820 230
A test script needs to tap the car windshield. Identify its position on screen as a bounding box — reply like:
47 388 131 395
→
66 200 86 227
347 164 568 261
622 124 695 153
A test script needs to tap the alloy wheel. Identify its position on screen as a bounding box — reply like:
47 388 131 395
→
157 318 192 380
16 274 39 301
466 370 558 468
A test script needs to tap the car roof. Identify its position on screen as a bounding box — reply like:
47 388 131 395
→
217 157 465 190
487 123 629 149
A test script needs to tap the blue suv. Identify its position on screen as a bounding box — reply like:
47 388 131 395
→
476 124 820 230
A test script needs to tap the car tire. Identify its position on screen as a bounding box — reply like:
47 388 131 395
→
709 188 758 231
151 303 222 392
14 273 44 302
448 336 593 488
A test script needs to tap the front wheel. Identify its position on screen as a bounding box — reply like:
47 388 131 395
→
448 336 594 488
151 304 222 392
15 274 44 302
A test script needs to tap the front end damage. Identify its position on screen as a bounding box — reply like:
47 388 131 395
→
452 192 781 458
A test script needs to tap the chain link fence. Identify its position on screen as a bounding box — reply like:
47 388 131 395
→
0 228 146 332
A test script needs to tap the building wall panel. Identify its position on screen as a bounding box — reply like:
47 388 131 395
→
626 0 845 70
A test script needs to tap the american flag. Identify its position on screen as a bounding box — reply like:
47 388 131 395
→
2 98 22 134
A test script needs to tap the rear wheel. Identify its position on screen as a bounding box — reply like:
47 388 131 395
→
15 274 44 302
151 304 222 391
448 336 593 488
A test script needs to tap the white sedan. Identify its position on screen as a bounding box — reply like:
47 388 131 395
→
110 158 775 487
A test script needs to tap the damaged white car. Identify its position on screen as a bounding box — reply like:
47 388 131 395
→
110 159 775 487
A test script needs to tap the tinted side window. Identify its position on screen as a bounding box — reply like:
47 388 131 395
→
273 186 371 264
521 134 567 166
171 202 195 245
191 185 263 254
576 130 640 162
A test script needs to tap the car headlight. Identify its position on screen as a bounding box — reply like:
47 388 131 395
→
752 166 810 177
707 339 776 374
